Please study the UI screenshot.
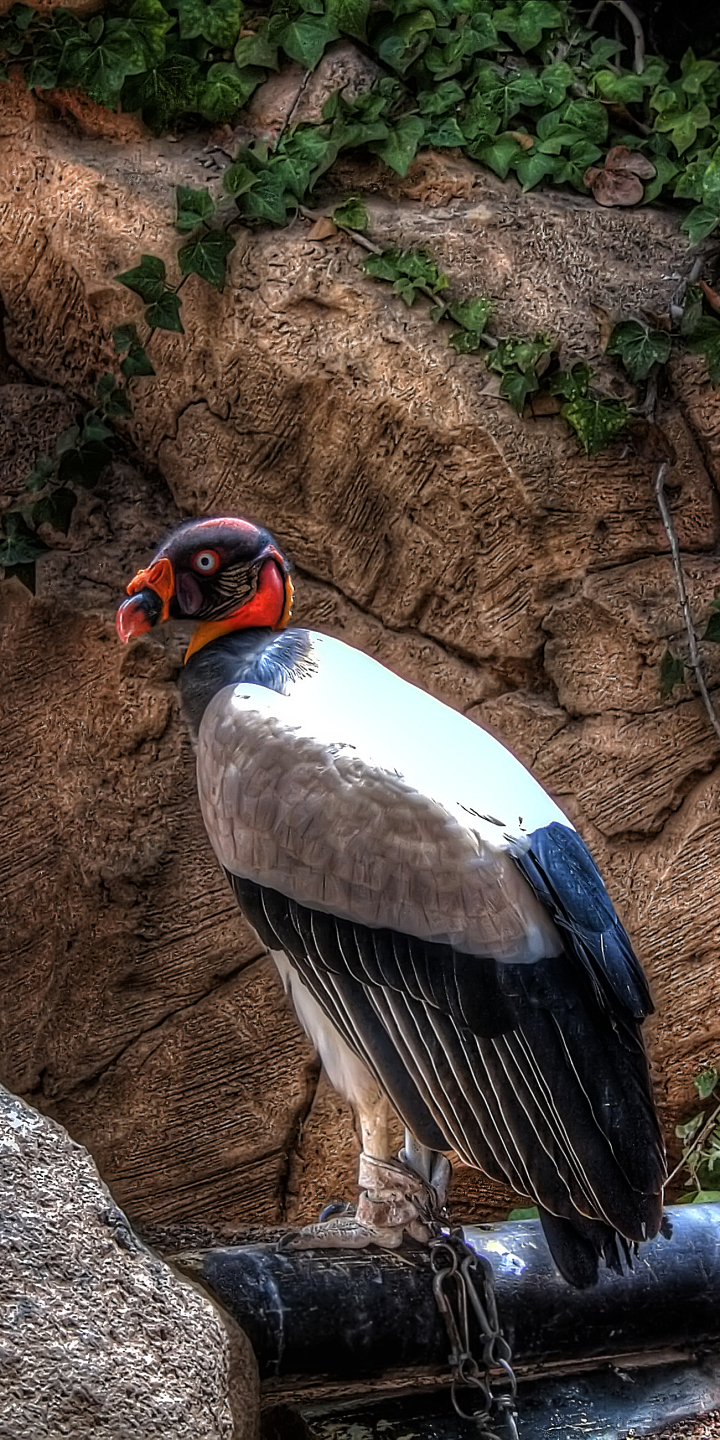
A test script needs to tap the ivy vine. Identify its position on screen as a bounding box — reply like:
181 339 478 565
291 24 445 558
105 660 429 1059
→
1 0 720 242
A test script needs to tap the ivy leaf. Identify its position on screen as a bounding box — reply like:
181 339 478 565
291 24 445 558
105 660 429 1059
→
676 1112 704 1142
500 369 539 411
116 254 167 303
507 1206 539 1220
370 114 425 177
120 343 155 378
548 362 593 400
681 206 720 244
659 649 686 698
695 1067 720 1099
198 61 264 122
112 322 139 353
684 316 720 382
238 170 292 226
178 231 235 289
654 102 711 157
448 329 485 353
418 80 464 116
424 116 465 148
473 132 523 180
607 320 672 382
224 160 258 197
486 334 553 376
0 511 49 568
32 486 77 535
561 394 628 454
25 455 56 491
122 53 200 132
592 69 644 104
175 184 215 233
234 30 278 70
702 608 720 643
125 0 174 66
376 10 436 74
273 13 339 68
325 0 370 43
448 297 494 334
494 1 562 53
145 291 184 332
173 0 242 47
332 196 369 231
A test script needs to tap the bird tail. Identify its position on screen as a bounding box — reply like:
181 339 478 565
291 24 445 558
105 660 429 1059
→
538 1206 671 1288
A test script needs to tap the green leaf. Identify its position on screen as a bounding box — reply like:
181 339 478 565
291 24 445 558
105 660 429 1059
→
548 362 593 400
561 99 608 146
32 486 77 535
125 0 174 66
112 322 139 353
362 251 405 284
607 321 672 383
684 316 720 383
376 10 436 74
2 561 37 592
25 455 56 491
325 0 370 43
561 394 628 454
486 334 553 376
237 169 291 226
234 30 278 70
473 132 523 180
695 1068 720 1099
174 0 242 47
701 157 720 209
145 291 184 332
274 13 338 68
0 511 49 567
500 368 539 411
370 114 425 177
120 343 155 378
676 1112 704 1142
82 409 114 445
659 648 686 698
175 184 215 233
515 150 559 190
681 206 720 245
224 160 259 198
198 61 264 122
418 80 465 116
592 70 645 104
494 0 562 52
424 116 465 148
447 296 494 334
448 328 486 353
178 230 235 289
116 254 167 304
332 196 370 231
122 53 200 132
507 1206 539 1220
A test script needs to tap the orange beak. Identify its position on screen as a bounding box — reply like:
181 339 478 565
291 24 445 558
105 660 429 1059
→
116 556 175 644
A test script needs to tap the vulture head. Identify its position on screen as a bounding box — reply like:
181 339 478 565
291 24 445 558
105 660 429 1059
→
116 516 294 658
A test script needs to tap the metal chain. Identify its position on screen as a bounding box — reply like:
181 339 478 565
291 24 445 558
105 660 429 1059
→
429 1231 519 1440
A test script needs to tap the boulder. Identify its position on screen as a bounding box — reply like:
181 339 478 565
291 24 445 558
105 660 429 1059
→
0 1083 259 1438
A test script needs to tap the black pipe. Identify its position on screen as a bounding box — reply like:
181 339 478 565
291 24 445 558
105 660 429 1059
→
186 1205 720 1382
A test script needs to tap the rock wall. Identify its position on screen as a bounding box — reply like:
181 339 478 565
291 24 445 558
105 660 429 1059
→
1 71 719 1232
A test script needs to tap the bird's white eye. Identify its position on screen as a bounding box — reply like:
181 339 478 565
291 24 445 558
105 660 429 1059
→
192 549 220 574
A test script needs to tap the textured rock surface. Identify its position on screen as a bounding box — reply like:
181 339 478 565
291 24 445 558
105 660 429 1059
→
0 75 719 1239
0 1083 259 1438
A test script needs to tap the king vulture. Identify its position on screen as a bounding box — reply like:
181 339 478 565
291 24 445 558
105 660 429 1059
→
116 515 666 1287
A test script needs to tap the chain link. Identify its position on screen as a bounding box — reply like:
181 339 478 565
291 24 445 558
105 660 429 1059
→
429 1231 518 1440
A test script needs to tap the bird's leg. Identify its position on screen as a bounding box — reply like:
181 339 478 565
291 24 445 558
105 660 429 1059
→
281 1097 452 1252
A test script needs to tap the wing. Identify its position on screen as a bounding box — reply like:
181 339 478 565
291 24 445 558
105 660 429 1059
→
197 634 563 962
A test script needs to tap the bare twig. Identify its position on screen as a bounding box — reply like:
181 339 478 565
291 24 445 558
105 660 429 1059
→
588 0 646 73
667 1094 720 1187
654 460 720 745
299 205 384 254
